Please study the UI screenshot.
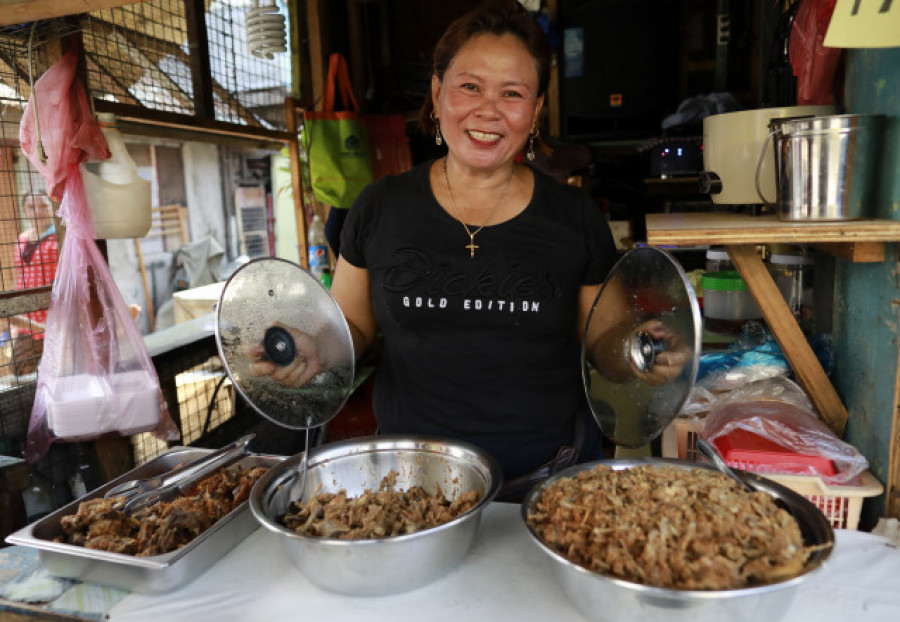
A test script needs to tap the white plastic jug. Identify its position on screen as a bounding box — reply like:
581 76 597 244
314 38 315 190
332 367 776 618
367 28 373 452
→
81 113 152 239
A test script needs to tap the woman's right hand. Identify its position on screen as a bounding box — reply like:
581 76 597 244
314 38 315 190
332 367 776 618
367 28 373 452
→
247 323 325 388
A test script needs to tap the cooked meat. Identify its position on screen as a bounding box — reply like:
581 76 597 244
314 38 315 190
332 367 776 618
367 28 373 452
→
282 471 480 540
55 465 268 556
526 464 812 590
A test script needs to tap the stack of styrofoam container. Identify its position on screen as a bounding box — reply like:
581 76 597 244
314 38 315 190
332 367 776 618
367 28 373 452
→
46 371 159 438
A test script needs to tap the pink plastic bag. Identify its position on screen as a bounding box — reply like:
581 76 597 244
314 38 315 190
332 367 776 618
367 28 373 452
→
20 41 179 462
790 0 843 105
702 390 868 485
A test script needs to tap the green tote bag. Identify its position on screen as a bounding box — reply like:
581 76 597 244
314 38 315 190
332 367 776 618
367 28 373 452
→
302 53 374 209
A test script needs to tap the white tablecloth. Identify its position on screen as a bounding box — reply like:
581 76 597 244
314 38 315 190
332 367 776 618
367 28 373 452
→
108 503 900 622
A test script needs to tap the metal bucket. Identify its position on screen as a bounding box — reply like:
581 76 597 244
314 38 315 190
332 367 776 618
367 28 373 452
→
758 114 884 221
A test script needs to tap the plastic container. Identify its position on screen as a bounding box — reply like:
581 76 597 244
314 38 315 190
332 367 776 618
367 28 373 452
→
46 374 107 438
80 113 152 239
307 214 330 283
664 417 885 530
700 270 762 334
108 370 161 435
705 246 733 273
768 252 815 319
46 371 159 438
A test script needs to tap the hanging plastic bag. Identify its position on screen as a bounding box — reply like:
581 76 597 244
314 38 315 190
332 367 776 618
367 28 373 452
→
702 377 868 485
19 40 179 462
790 0 843 105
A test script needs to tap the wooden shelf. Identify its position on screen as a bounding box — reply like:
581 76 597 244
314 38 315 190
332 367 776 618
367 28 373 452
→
0 0 145 26
641 211 900 435
647 212 900 245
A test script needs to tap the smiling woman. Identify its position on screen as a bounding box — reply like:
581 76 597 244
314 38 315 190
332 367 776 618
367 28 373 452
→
251 0 617 501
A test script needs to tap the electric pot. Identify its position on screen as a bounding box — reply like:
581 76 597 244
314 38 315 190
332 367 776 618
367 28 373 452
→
699 106 834 205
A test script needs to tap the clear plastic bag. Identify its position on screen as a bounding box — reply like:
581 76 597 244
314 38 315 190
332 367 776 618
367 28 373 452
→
19 41 179 461
702 377 868 485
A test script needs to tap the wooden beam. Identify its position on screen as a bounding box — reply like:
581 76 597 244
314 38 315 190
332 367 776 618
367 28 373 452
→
813 242 885 263
306 0 326 108
0 0 145 26
726 244 849 435
546 0 560 138
184 0 214 120
93 99 292 144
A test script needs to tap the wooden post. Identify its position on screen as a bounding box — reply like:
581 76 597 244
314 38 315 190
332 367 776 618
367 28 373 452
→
726 244 849 435
284 97 310 270
889 299 900 519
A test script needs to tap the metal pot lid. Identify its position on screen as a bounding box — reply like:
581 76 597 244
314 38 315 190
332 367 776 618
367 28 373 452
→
582 246 701 447
215 257 355 430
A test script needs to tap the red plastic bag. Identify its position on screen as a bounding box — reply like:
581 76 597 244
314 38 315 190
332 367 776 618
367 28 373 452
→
790 0 843 105
20 41 179 462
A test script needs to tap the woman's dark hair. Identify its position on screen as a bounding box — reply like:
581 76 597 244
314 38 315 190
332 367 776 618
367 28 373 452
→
418 0 551 142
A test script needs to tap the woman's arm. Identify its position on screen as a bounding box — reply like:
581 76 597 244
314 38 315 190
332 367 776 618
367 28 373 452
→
330 256 379 359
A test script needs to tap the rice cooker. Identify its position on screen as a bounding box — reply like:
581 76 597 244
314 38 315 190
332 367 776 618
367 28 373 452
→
698 106 835 205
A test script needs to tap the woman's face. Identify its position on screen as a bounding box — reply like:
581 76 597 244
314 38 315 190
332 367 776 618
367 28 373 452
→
25 196 53 232
432 33 543 173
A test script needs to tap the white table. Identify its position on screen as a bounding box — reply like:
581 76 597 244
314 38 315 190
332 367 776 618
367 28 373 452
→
107 503 900 622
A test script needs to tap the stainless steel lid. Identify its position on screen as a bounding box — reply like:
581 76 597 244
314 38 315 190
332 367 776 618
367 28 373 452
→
582 246 702 447
215 257 355 430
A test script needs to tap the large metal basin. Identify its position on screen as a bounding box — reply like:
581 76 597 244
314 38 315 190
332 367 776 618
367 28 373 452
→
250 435 502 596
521 458 834 622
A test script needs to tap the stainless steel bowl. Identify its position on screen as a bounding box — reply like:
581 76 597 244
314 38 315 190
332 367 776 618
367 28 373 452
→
250 435 503 596
521 458 834 622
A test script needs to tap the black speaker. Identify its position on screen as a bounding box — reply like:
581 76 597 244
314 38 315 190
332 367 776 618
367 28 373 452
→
558 0 681 140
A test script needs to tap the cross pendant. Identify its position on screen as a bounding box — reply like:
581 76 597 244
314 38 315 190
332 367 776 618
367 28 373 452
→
465 234 478 258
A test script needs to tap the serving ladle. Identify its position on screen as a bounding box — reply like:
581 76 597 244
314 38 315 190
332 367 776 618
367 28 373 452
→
695 436 755 493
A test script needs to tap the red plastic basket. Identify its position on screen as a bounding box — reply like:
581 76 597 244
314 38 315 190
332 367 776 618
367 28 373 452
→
713 428 836 477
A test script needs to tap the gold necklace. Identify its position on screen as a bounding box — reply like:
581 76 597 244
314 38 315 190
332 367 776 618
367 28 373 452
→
442 158 515 258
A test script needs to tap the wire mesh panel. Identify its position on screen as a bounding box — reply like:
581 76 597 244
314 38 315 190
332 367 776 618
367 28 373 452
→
206 1 291 128
0 22 60 445
132 346 235 466
85 1 194 114
84 0 291 129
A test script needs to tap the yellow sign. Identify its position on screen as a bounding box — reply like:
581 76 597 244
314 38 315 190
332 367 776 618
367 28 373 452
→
824 0 900 48
609 94 623 108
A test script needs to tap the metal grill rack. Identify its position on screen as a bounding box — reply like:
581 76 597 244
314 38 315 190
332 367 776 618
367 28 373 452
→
84 0 291 130
0 20 56 446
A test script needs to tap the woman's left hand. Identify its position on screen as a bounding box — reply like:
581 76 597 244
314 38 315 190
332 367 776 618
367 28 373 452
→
630 320 691 386
247 323 325 388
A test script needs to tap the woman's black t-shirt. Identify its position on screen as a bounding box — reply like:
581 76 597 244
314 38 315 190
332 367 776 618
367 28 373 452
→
340 161 617 478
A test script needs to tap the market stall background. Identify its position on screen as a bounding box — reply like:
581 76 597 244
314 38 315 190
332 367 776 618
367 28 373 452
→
0 0 899 609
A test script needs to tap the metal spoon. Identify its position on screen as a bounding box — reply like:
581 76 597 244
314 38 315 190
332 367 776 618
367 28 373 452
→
696 437 755 493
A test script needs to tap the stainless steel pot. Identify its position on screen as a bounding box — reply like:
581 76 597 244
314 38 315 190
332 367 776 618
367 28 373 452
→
763 114 885 221
699 106 834 205
521 458 834 622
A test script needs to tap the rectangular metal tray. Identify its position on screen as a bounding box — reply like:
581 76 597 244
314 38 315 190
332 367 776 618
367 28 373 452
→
5 446 284 594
